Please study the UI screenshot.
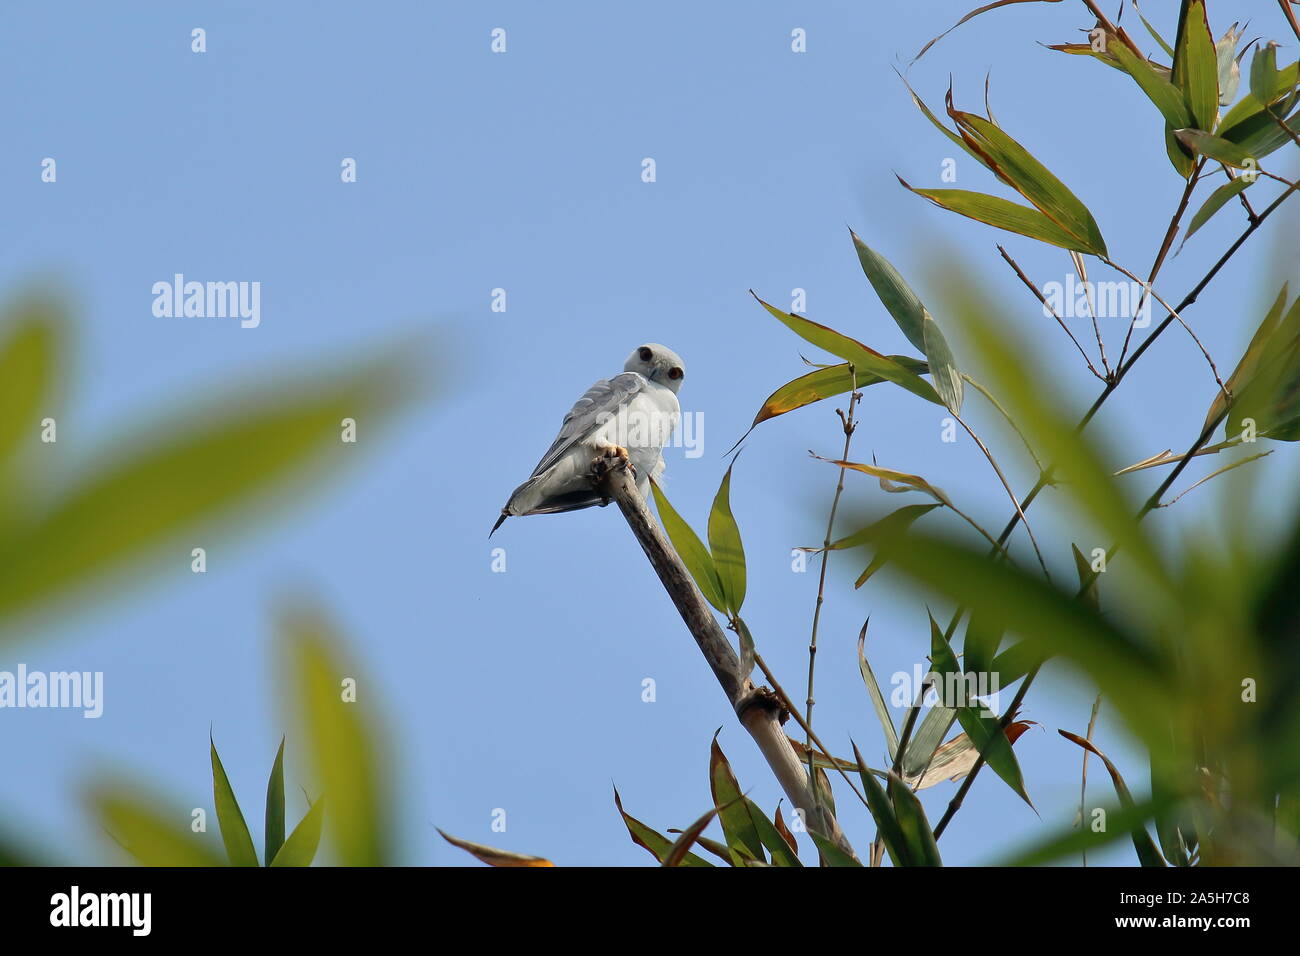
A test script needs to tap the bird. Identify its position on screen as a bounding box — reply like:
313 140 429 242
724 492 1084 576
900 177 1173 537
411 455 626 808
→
491 344 685 536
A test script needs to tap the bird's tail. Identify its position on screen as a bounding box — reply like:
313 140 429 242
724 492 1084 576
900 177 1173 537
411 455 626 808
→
489 512 509 537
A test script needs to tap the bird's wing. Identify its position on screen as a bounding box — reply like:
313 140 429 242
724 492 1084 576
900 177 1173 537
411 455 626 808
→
528 372 647 478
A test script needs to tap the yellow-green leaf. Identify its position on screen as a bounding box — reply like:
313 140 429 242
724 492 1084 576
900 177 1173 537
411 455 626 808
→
270 795 325 867
707 463 745 616
210 737 259 866
899 179 1094 253
649 479 725 613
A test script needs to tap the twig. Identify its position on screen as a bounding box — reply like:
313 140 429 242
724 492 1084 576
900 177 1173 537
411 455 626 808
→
1154 451 1273 508
997 245 1105 381
805 369 860 786
1280 0 1300 43
596 457 857 859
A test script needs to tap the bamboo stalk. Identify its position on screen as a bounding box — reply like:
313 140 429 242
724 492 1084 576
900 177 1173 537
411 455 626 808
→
594 455 857 861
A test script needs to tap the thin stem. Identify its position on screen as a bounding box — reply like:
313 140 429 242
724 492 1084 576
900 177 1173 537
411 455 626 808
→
1279 0 1300 43
805 369 860 776
963 372 1048 471
1080 694 1102 867
997 244 1105 380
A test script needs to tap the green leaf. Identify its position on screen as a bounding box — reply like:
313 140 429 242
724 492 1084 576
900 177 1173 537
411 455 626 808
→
1208 285 1289 432
1108 41 1193 130
709 736 766 864
899 180 1095 252
1219 90 1300 159
751 293 942 405
808 830 863 867
613 787 713 867
269 795 325 867
707 463 746 616
649 479 726 613
851 233 963 411
1133 1 1175 58
1250 42 1281 104
0 295 63 472
88 781 226 867
744 357 928 431
928 616 1032 807
852 742 908 867
0 350 415 634
744 797 802 867
280 607 392 866
1174 128 1256 167
1059 731 1166 866
264 737 286 867
945 106 1107 256
903 703 958 779
210 736 259 866
1184 176 1253 241
1219 61 1299 130
1171 1 1219 131
887 772 942 866
857 620 900 760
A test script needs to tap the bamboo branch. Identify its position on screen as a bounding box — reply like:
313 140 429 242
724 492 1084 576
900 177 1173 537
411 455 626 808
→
594 455 857 861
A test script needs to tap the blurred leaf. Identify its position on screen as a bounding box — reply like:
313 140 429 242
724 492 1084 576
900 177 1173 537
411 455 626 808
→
269 795 325 867
264 737 286 867
88 781 225 867
612 787 712 867
842 503 942 587
851 232 963 410
1174 128 1256 167
210 737 259 866
997 797 1173 865
707 463 746 616
0 351 415 633
1171 0 1219 131
866 523 1175 743
1059 731 1166 866
437 829 555 868
281 607 392 866
961 608 1003 678
857 620 900 759
0 295 63 472
751 293 942 405
1184 176 1253 242
710 736 766 864
649 478 726 613
887 772 942 866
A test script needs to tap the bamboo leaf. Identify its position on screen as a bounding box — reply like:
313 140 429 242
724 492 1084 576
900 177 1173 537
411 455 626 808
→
858 620 900 760
844 503 943 587
649 479 726 613
269 795 325 867
0 350 415 634
87 781 226 867
264 737 286 867
709 736 766 864
707 463 746 616
751 293 942 405
1183 176 1253 242
436 829 556 867
887 772 942 866
0 295 64 472
1249 42 1281 104
1171 0 1219 131
1174 128 1256 167
852 742 908 866
280 607 392 866
899 179 1096 252
744 357 928 432
850 233 964 411
744 798 802 867
612 787 713 867
210 736 259 867
1059 731 1166 866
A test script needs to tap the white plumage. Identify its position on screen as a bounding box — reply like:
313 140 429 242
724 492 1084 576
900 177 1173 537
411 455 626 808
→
492 344 686 534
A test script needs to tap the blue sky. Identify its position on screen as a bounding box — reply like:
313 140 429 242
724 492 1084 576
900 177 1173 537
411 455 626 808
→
2 1 1297 866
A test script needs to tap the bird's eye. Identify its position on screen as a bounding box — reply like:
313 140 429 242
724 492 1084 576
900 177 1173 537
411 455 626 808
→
668 367 683 380
639 346 653 361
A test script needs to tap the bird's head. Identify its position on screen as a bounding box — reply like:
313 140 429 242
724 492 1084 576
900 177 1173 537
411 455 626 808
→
625 343 686 393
